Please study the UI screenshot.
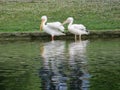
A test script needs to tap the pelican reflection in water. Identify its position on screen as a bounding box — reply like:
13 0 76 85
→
39 40 90 90
40 40 67 90
68 40 90 90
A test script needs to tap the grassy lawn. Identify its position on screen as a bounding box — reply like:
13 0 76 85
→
0 0 120 32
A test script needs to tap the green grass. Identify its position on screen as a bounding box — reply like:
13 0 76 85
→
0 0 120 32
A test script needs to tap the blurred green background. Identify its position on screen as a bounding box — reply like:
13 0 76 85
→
0 0 120 32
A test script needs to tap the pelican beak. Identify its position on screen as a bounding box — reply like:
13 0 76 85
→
40 19 44 31
62 20 68 25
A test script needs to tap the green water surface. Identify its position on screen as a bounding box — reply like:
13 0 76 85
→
87 39 120 90
0 39 120 90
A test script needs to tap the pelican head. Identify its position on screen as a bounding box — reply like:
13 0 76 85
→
40 15 47 31
63 17 74 25
41 15 47 21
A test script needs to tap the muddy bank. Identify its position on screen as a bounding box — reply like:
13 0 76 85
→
0 30 120 41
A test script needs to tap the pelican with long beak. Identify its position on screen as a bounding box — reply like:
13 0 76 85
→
63 17 89 41
40 16 65 41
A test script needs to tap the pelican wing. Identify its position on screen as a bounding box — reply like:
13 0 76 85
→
73 24 86 31
47 22 65 32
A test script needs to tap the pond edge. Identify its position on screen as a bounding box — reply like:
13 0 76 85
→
0 30 120 41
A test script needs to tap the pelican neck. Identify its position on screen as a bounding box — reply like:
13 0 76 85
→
42 19 47 26
68 20 73 27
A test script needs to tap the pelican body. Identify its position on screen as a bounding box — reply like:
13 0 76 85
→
40 16 65 41
63 17 89 41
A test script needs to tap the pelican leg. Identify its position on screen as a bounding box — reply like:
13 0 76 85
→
75 35 77 42
51 36 54 41
79 34 81 41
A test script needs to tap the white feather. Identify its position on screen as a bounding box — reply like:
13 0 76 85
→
41 16 65 39
73 24 86 31
65 17 89 35
47 22 65 32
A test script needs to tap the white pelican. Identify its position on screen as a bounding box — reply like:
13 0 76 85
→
63 17 89 41
40 16 65 41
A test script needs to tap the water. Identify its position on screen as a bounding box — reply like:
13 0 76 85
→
0 39 120 90
39 40 90 90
